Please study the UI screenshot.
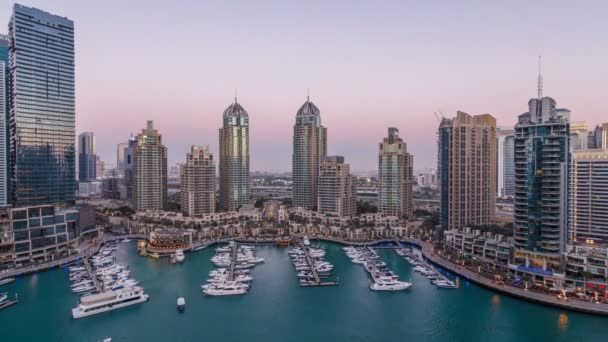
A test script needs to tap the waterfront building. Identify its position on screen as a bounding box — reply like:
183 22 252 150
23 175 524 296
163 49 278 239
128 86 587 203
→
444 228 512 270
570 121 589 151
569 149 608 245
438 111 497 231
116 142 127 177
292 96 327 211
0 35 8 207
496 128 515 197
146 228 194 254
512 84 570 273
378 128 413 219
9 5 76 206
261 200 288 222
0 205 92 270
78 132 97 182
133 121 167 211
317 156 357 217
180 145 216 216
219 98 250 211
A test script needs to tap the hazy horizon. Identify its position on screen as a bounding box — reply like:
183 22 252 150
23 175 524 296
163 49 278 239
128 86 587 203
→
2 0 606 172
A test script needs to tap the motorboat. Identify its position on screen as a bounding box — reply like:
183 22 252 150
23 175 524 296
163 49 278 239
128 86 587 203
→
72 286 149 319
0 292 7 303
202 282 248 296
303 236 311 246
175 249 185 263
435 280 458 289
177 297 185 312
370 280 412 291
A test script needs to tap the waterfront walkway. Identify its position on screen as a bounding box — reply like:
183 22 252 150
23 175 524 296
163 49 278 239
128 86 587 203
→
308 235 608 317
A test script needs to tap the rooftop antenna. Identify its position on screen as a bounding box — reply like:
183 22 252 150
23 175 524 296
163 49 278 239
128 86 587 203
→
537 55 543 99
307 88 310 101
234 88 238 103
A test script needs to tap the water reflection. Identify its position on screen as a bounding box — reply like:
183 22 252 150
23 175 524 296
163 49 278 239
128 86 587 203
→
491 294 500 309
558 312 569 330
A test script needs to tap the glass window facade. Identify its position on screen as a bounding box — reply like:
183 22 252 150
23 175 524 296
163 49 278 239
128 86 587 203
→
9 4 76 206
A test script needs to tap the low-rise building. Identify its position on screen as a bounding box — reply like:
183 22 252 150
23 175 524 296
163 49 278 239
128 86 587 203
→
147 228 194 254
444 227 512 270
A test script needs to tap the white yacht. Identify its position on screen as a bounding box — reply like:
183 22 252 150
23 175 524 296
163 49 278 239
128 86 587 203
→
303 236 311 246
202 282 248 296
72 286 149 319
370 280 412 291
175 249 185 263
435 280 458 289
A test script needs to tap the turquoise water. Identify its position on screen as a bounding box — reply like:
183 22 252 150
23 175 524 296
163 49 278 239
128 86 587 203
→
1 242 607 342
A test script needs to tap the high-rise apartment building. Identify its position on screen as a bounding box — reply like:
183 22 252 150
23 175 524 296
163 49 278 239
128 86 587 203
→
569 149 608 245
9 5 76 206
317 156 356 217
133 121 167 211
181 145 216 216
0 35 8 206
78 132 96 182
497 128 515 197
570 121 589 151
513 94 570 272
589 123 608 150
378 128 413 218
116 142 127 177
121 136 137 201
219 98 250 211
292 96 327 211
438 111 496 231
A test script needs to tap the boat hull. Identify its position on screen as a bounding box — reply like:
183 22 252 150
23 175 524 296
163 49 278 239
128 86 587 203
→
72 294 149 319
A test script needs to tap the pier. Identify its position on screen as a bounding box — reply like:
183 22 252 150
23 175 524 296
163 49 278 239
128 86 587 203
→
294 239 338 287
83 257 102 293
228 242 238 281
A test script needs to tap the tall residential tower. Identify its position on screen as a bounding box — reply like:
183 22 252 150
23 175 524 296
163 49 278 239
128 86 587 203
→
181 145 216 216
438 111 496 231
78 132 97 182
0 35 8 206
317 156 356 217
513 91 570 272
133 121 167 211
9 5 76 206
497 128 515 197
378 128 413 218
292 96 327 210
219 98 250 211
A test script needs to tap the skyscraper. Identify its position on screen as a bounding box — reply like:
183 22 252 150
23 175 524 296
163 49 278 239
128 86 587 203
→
570 121 589 151
116 142 128 177
121 135 137 201
438 111 496 231
378 128 413 218
496 128 515 197
133 121 167 211
9 5 76 206
292 96 327 211
317 156 356 217
589 123 608 150
569 149 608 245
78 132 97 182
0 35 9 206
219 98 250 211
181 145 216 216
513 84 570 272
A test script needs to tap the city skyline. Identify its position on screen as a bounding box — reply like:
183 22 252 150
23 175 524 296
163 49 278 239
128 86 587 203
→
1 1 606 172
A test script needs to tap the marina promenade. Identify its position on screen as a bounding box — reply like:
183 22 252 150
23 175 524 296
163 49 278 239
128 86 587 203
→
308 235 608 317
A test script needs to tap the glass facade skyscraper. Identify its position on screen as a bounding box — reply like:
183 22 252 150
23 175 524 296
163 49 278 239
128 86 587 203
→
497 128 515 197
219 98 250 211
0 35 9 206
513 96 570 273
78 132 96 182
292 96 327 211
9 5 76 206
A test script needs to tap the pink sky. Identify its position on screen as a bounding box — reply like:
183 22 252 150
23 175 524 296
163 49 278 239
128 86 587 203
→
2 0 607 172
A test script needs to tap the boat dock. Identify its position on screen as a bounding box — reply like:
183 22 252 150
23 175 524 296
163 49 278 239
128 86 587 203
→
292 239 338 287
228 242 238 281
83 257 102 293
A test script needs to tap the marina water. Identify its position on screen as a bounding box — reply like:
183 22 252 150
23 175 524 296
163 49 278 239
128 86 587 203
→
1 242 607 341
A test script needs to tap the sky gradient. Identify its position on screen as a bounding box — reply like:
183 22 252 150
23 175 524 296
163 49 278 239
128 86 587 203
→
1 0 607 173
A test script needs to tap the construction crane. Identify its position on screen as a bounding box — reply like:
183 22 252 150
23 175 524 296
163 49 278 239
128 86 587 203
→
433 110 445 123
